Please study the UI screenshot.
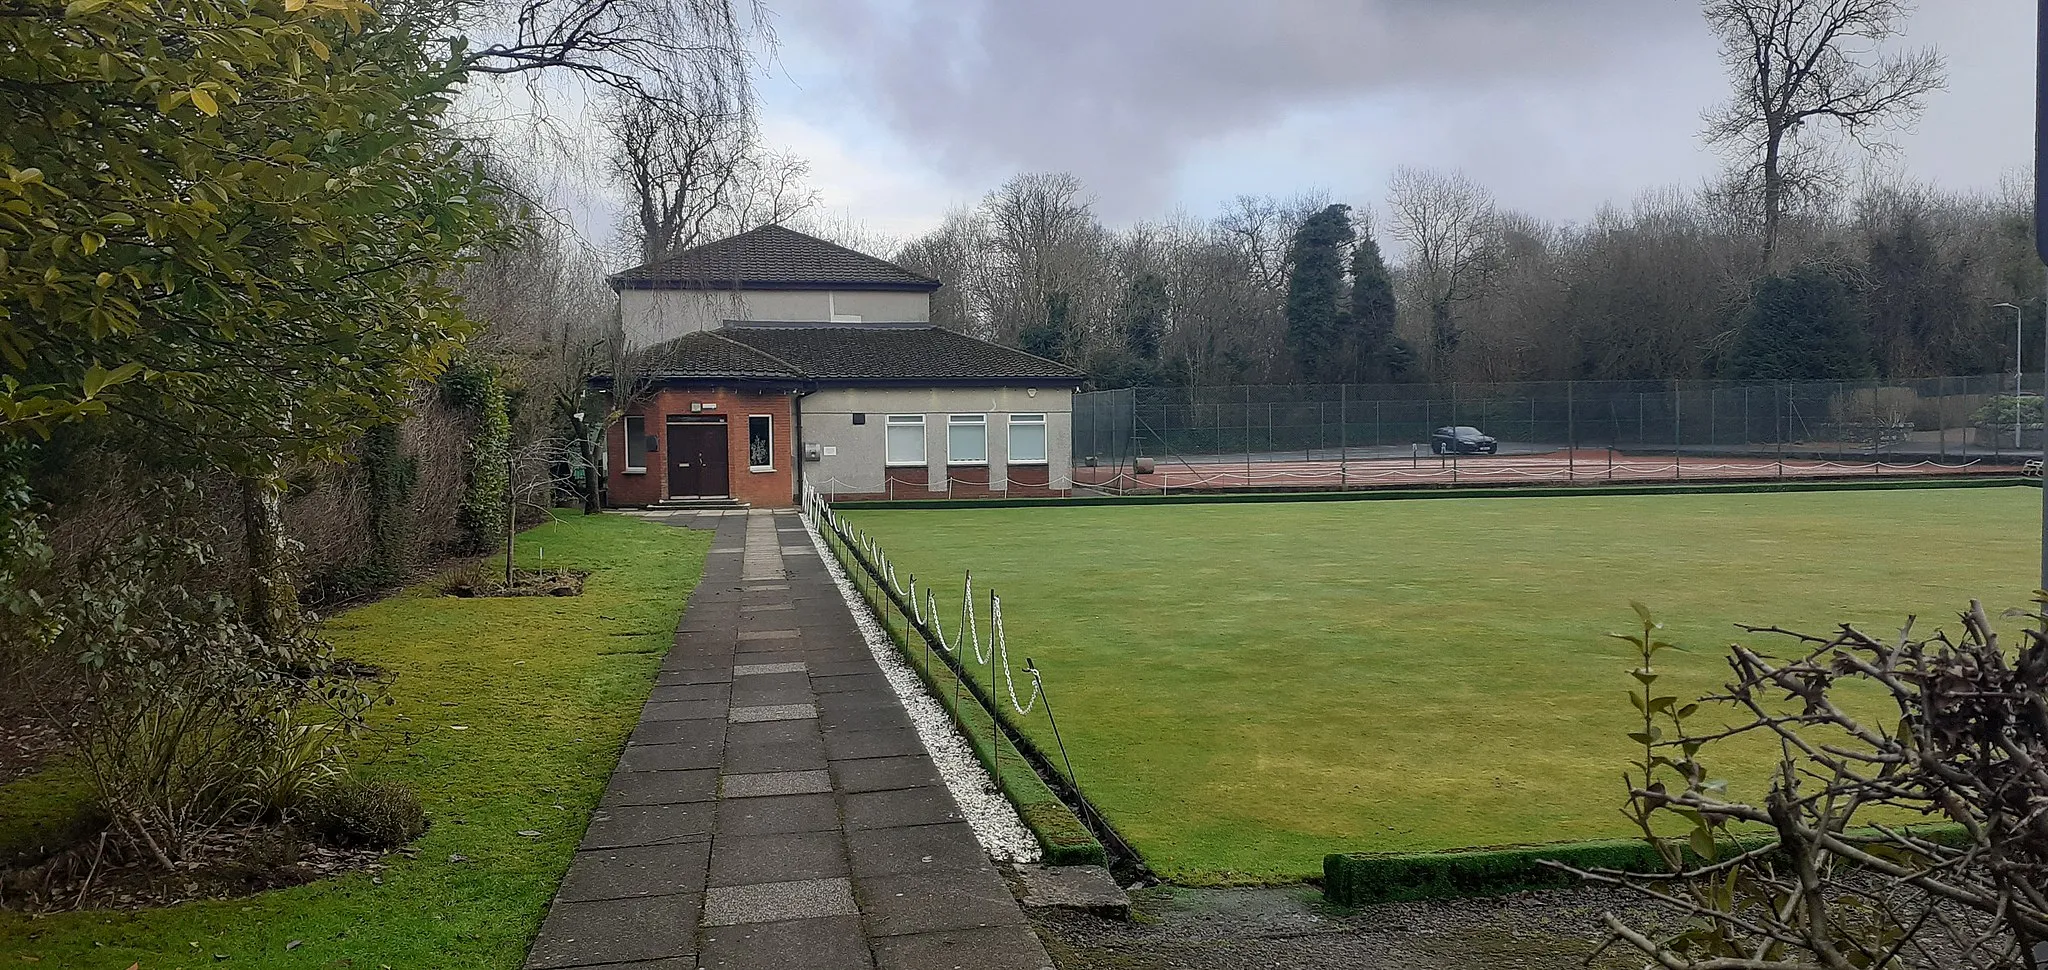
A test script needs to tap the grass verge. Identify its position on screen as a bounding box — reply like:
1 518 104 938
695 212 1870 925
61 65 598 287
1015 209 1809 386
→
0 511 707 969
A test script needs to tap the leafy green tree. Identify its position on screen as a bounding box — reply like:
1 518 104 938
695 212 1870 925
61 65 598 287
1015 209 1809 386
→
1019 291 1074 364
2 0 515 632
1284 204 1354 382
1729 265 1873 381
1345 230 1401 382
1125 272 1167 364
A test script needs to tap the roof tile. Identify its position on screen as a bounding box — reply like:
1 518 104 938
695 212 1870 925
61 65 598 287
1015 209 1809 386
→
611 225 940 291
640 325 1081 383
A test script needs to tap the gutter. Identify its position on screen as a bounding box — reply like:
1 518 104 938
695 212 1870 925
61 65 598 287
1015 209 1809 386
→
792 384 812 503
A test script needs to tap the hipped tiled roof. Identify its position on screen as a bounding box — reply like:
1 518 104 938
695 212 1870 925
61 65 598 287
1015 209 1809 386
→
637 325 1082 384
610 225 941 292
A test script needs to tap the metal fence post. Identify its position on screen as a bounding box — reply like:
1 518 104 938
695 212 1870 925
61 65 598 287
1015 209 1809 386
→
1673 382 1682 480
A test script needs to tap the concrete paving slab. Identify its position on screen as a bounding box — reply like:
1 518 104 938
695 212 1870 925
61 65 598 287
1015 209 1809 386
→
819 704 915 735
556 842 710 902
732 661 807 676
725 718 820 745
844 786 965 831
699 916 874 970
525 894 701 968
653 667 734 687
646 682 732 705
827 755 946 794
702 878 858 926
581 803 715 849
617 739 723 772
1013 864 1131 918
811 672 891 694
629 717 725 748
603 768 719 807
729 703 817 723
737 629 799 641
845 822 991 879
806 657 884 677
715 792 841 837
721 769 832 798
722 737 829 773
825 728 928 763
869 924 1053 970
731 683 816 708
856 866 1026 938
709 829 848 887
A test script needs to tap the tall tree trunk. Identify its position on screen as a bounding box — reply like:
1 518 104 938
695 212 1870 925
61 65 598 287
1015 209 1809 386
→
1761 130 1784 272
570 413 601 514
241 473 300 640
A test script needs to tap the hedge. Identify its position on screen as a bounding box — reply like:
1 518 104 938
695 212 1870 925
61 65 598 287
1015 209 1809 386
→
1324 825 1969 907
832 475 2027 511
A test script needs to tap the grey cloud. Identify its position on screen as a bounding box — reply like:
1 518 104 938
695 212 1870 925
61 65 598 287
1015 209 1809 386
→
774 0 1704 210
769 0 2030 224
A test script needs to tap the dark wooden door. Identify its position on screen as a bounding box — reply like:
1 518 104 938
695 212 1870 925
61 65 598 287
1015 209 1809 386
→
666 423 729 497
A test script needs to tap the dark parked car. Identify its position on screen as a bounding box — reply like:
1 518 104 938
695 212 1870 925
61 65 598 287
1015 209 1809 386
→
1431 426 1498 455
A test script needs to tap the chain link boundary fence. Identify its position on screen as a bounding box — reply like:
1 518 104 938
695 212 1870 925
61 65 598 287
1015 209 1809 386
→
1072 375 2040 490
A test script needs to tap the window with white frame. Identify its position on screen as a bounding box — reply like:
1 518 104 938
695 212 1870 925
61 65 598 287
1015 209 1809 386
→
624 415 648 472
747 415 774 471
884 414 925 466
1008 413 1047 464
947 414 988 465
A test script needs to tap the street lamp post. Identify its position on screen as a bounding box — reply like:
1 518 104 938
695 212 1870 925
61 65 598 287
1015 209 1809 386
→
1996 302 2025 449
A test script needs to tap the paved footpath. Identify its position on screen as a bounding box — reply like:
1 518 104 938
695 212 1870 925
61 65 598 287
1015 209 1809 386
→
525 509 1055 970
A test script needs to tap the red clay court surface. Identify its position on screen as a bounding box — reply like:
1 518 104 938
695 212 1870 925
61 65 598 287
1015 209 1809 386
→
1071 448 2024 492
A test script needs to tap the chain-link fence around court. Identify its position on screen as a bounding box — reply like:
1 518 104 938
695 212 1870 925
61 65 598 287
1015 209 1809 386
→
1071 374 2040 491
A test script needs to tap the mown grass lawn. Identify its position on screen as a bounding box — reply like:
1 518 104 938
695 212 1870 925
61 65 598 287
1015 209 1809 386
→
844 485 2040 885
0 511 706 968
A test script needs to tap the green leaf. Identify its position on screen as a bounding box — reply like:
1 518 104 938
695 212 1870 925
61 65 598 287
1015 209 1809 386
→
80 362 143 398
1630 601 1654 626
190 88 219 117
1690 825 1718 862
1676 703 1699 719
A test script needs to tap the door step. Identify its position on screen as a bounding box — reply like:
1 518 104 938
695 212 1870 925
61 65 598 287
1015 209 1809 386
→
645 497 750 510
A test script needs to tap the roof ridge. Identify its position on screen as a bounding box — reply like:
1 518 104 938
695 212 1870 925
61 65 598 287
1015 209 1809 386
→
609 223 941 291
705 328 806 375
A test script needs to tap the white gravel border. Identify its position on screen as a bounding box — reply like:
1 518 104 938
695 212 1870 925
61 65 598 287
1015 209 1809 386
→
800 513 1043 864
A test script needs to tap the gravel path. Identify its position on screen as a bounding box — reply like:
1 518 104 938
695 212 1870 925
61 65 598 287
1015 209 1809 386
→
1033 884 1657 970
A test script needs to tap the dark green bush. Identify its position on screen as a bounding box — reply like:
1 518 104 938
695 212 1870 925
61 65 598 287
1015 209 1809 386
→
303 780 429 849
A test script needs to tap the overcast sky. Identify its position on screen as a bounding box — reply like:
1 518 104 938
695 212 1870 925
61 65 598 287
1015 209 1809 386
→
714 0 2032 244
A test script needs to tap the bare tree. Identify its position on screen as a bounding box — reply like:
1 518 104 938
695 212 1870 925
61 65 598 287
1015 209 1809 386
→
603 78 817 264
977 172 1108 353
448 0 766 104
1386 166 1501 379
1701 0 1946 270
896 207 991 337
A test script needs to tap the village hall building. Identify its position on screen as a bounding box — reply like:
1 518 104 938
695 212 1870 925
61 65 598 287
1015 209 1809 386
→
600 225 1084 508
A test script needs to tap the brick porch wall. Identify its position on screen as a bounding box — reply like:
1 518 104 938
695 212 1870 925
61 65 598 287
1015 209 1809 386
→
606 387 796 508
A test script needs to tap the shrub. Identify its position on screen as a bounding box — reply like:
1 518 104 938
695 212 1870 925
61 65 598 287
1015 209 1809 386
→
1970 393 2044 431
302 780 429 849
